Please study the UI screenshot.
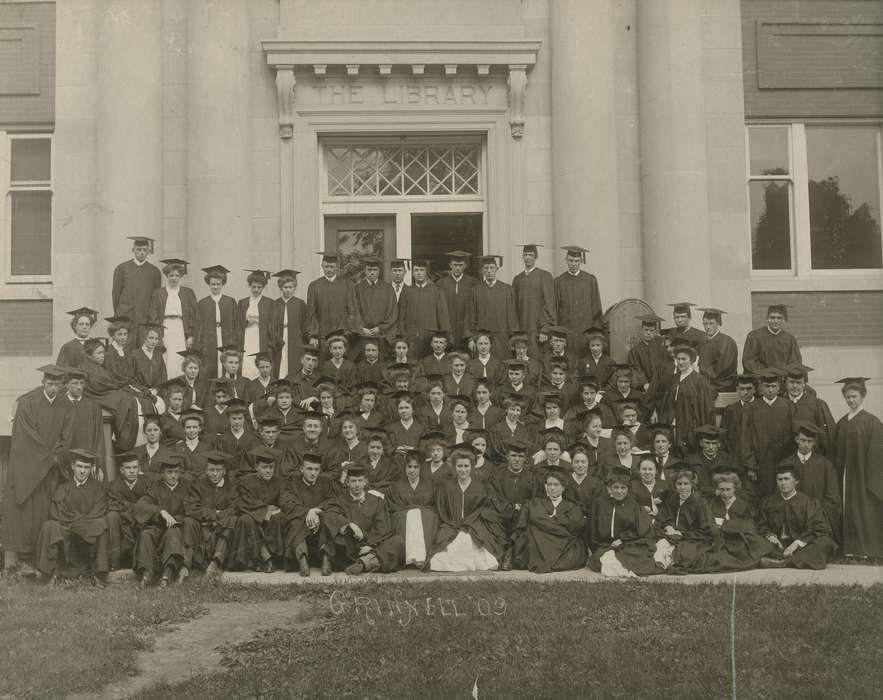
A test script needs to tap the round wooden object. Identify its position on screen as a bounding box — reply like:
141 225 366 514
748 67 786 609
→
603 298 656 363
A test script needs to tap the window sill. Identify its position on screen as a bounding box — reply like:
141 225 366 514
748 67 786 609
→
749 275 883 292
0 282 52 300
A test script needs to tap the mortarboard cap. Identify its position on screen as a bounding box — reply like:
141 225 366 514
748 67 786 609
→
249 445 279 464
766 304 790 319
694 424 724 440
316 251 339 263
158 377 187 392
466 427 489 439
475 254 503 267
68 448 97 465
756 367 784 382
301 451 323 465
543 466 571 484
577 375 600 390
504 438 529 454
649 422 673 438
201 265 230 276
182 407 206 421
658 327 677 338
606 464 633 484
793 420 822 438
176 348 203 361
784 363 814 380
67 306 99 321
583 326 606 338
410 258 431 268
561 245 589 262
504 359 527 371
209 378 231 390
63 367 87 380
447 394 472 408
257 415 282 428
517 243 542 254
217 344 243 355
736 373 757 385
345 465 367 478
224 398 248 414
546 325 569 339
389 258 411 270
636 313 665 326
249 351 273 365
272 269 301 280
668 302 696 316
115 451 140 465
698 307 727 323
835 377 870 390
324 328 349 343
669 460 696 476
205 450 230 466
421 430 450 445
390 390 413 402
774 462 800 478
710 463 746 481
160 258 189 274
160 455 184 470
445 250 472 260
37 364 68 379
127 235 156 250
244 269 271 284
302 410 325 422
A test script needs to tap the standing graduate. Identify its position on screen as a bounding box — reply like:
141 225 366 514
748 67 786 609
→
183 450 239 576
667 302 706 350
833 377 883 559
269 269 307 380
742 304 802 374
195 265 239 379
131 323 168 390
437 251 479 347
62 368 106 478
57 307 99 369
742 369 794 498
237 270 274 380
721 374 756 464
106 452 149 570
663 340 715 457
349 257 398 351
112 236 161 345
2 366 73 572
306 252 354 350
628 314 669 393
554 246 603 358
784 364 836 455
398 259 452 358
512 244 557 353
696 307 738 394
388 258 409 307
147 259 198 377
35 448 109 584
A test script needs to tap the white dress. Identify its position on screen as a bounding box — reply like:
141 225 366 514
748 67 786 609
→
162 287 186 377
242 295 262 379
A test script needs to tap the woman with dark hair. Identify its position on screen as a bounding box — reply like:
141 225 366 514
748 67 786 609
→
654 464 718 574
707 468 774 571
195 265 239 378
134 414 176 479
148 259 198 377
238 269 274 380
834 377 883 559
630 455 669 524
131 323 168 390
57 307 99 369
387 450 439 568
517 468 587 573
269 269 307 380
326 414 369 485
104 315 136 384
467 331 502 384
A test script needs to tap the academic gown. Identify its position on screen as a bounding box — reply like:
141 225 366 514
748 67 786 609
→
757 491 835 569
468 281 519 360
488 467 544 537
159 412 186 446
577 353 614 390
195 294 239 378
429 479 506 561
325 441 370 482
564 472 604 521
177 439 214 481
270 296 308 379
721 399 753 464
147 286 198 340
437 273 479 345
184 474 239 568
834 410 883 558
105 343 136 385
385 420 426 451
280 475 337 560
113 259 162 331
131 348 167 389
516 496 586 573
57 338 88 369
705 496 774 572
2 389 73 554
469 404 504 430
214 429 262 479
488 420 534 464
106 476 149 567
306 276 353 342
742 326 802 374
554 271 603 357
743 397 794 496
628 340 670 391
236 295 274 357
350 280 398 338
657 493 720 574
587 495 659 576
398 283 452 356
36 477 109 576
323 491 402 572
133 480 189 576
512 267 557 340
467 356 503 385
386 476 440 562
203 406 230 438
685 450 734 498
779 452 841 539
230 473 286 567
698 331 738 394
663 370 715 456
134 443 176 480
788 392 836 456
630 479 670 518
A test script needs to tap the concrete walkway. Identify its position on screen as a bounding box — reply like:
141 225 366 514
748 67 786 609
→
110 563 882 588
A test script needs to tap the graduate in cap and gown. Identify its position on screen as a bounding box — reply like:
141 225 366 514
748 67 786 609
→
554 246 603 357
183 449 239 575
230 446 287 572
512 244 557 352
214 398 261 478
62 368 106 478
148 259 198 376
577 327 614 390
436 251 478 346
106 451 149 569
195 265 239 378
112 236 162 343
130 323 168 390
833 377 883 558
35 448 109 583
756 463 835 570
397 258 452 358
280 452 335 576
668 302 706 350
663 340 715 457
721 374 757 463
306 252 354 349
104 315 137 385
696 307 738 394
742 369 794 497
685 425 733 498
237 270 275 380
783 364 836 455
627 314 669 393
386 450 439 568
57 307 99 369
348 256 398 351
268 269 307 380
742 304 802 374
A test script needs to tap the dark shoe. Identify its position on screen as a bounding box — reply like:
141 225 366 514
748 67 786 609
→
500 555 513 572
344 561 365 576
92 575 107 589
298 555 310 578
321 554 333 576
760 556 787 569
259 559 275 574
177 567 190 584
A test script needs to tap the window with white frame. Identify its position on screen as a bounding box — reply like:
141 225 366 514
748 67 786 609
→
747 123 883 274
3 133 53 280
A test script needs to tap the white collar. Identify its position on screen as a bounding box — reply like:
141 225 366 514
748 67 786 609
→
798 451 812 463
210 293 223 302
782 490 797 501
766 326 781 335
324 275 337 283
790 392 804 403
549 495 562 507
762 396 777 406
43 391 56 403
141 345 154 358
567 270 579 276
523 267 534 274
214 478 225 488
74 477 89 488
451 273 463 282
848 407 864 420
66 393 81 403
706 330 720 340
679 367 694 380
133 257 146 266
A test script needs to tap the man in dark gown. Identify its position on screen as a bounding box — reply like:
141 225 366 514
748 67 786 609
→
468 256 519 360
436 251 478 347
512 244 557 354
306 252 354 349
280 453 336 576
112 236 161 346
554 246 603 358
742 304 802 374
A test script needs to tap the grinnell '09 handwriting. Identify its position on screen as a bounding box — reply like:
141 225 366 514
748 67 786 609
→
329 590 507 627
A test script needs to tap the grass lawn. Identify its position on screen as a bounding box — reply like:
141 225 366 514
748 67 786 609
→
1 577 881 699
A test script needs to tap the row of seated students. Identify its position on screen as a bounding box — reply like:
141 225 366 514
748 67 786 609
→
33 424 837 587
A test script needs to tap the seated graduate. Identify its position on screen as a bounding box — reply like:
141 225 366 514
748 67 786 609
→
247 416 297 483
280 452 336 577
106 451 150 571
576 326 613 390
606 427 643 479
246 351 274 405
57 306 98 369
35 448 109 586
602 365 645 414
530 391 567 437
428 447 506 572
387 450 439 569
493 358 537 413
756 463 836 570
418 379 452 428
183 449 239 577
416 330 451 382
516 467 587 574
62 368 107 478
323 465 403 576
443 394 472 445
256 380 301 440
538 361 579 417
326 412 369 483
488 438 543 570
214 398 261 479
158 379 187 445
319 331 356 394
563 442 604 523
469 377 504 430
216 346 250 400
616 399 651 451
230 445 287 573
686 424 733 498
352 337 385 387
382 336 417 390
588 465 658 577
177 408 213 481
506 332 542 390
779 420 841 541
422 431 456 485
444 350 475 397
466 428 497 479
574 407 616 473
706 466 774 572
650 424 679 481
533 429 572 478
630 455 670 524
133 455 190 588
565 376 616 431
467 330 502 385
488 395 533 464
362 429 399 493
203 379 233 437
104 315 136 384
385 391 426 455
131 323 168 391
288 410 331 476
653 463 718 575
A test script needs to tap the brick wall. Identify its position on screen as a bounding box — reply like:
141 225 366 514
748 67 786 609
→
751 290 883 346
0 299 52 356
742 0 883 119
0 1 55 128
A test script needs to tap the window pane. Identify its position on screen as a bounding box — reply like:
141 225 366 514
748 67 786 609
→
807 127 882 270
10 191 52 275
750 180 791 270
748 126 789 176
11 138 51 182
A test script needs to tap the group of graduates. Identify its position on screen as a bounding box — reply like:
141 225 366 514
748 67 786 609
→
1 237 881 585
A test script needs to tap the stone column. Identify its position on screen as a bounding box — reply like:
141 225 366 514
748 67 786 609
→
638 0 712 311
186 0 252 279
551 0 621 299
95 0 163 313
